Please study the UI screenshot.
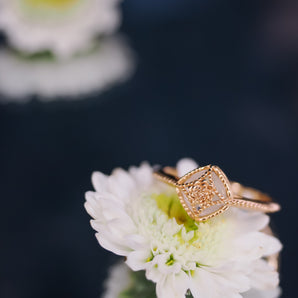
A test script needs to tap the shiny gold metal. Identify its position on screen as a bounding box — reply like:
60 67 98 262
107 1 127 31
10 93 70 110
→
154 165 280 222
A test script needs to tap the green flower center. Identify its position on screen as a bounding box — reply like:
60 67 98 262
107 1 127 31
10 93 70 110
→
152 192 198 232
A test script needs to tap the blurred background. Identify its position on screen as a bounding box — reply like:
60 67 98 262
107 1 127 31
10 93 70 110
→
0 0 297 297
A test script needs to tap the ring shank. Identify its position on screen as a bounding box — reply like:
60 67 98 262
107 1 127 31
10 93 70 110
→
230 182 280 212
231 182 272 202
153 167 179 186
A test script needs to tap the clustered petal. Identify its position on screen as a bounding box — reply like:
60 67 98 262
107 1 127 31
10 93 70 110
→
85 159 282 298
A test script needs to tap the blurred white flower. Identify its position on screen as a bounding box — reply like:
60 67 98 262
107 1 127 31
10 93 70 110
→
102 262 281 298
85 158 282 298
0 0 121 58
0 36 135 101
102 262 132 298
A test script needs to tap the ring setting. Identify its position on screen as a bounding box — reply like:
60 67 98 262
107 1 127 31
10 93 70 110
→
154 164 280 222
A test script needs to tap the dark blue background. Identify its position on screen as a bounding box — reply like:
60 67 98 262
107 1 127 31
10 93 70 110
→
1 0 297 297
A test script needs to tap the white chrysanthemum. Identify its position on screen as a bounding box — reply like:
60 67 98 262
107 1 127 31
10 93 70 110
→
0 0 121 58
85 159 282 298
0 36 135 101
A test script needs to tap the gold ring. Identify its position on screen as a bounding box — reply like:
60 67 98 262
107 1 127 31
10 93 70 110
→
154 165 281 222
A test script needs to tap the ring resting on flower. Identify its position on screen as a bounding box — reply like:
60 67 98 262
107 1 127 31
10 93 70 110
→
154 165 281 222
85 159 282 298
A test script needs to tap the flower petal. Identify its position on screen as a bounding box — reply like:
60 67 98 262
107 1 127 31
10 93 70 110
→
124 234 149 250
190 269 243 298
126 250 150 271
242 287 281 298
156 271 189 298
234 232 282 261
95 233 131 256
231 210 269 235
92 171 108 193
129 162 153 189
177 158 198 177
84 191 102 219
248 259 280 290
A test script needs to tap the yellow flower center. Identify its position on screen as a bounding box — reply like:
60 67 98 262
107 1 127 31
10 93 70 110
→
152 192 198 232
24 0 79 10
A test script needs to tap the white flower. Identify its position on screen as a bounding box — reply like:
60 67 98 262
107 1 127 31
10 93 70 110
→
0 36 135 101
85 158 282 298
0 0 121 58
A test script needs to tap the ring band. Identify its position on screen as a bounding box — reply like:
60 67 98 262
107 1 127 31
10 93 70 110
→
154 165 280 222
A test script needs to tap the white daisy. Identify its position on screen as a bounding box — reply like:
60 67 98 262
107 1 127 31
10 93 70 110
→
102 262 281 298
0 36 135 101
85 158 282 298
0 0 121 58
